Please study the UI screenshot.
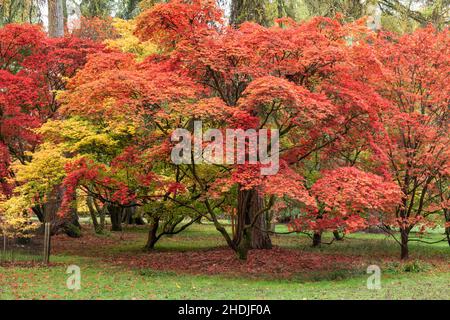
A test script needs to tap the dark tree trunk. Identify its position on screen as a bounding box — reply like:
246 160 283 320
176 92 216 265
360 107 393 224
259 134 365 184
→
32 206 45 222
134 216 146 225
122 207 133 224
400 228 409 260
108 205 123 231
312 232 322 247
86 196 104 234
234 187 272 259
333 230 343 241
122 206 145 225
93 199 106 233
145 217 160 250
444 209 450 247
33 186 81 237
446 226 450 247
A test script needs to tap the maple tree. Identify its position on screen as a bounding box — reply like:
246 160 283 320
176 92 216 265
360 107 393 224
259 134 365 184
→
55 0 411 259
365 27 449 259
1 1 447 262
0 23 103 236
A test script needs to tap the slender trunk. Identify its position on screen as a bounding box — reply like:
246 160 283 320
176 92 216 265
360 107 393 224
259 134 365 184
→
108 205 122 231
266 211 275 232
122 207 133 224
444 209 450 247
145 216 160 250
62 0 68 30
93 200 106 233
400 228 409 260
48 0 64 38
32 206 45 222
124 0 139 19
312 232 322 247
86 196 101 233
446 227 450 247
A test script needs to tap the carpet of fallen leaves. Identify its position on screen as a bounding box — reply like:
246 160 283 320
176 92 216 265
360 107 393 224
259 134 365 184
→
108 248 364 278
49 227 369 278
48 226 449 278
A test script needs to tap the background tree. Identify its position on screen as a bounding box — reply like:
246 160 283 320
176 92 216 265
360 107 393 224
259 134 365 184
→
0 23 103 236
48 0 65 37
368 27 449 259
80 0 114 17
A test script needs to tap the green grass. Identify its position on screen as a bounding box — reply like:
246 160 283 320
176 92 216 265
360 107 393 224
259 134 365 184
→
0 222 448 300
1 263 448 299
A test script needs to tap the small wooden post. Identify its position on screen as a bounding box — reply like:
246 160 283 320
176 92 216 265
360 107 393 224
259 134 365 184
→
2 231 6 261
43 222 51 265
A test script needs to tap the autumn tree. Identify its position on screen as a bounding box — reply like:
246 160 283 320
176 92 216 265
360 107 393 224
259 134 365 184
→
366 27 449 259
131 1 403 259
0 23 103 236
0 0 40 25
31 0 447 261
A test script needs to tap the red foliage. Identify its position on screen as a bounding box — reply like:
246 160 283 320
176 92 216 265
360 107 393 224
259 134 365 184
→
367 27 450 232
70 16 118 42
135 0 222 50
56 1 448 254
0 23 103 194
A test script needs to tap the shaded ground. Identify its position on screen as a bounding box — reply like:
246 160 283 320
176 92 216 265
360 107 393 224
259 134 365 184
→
49 223 449 279
1 222 449 299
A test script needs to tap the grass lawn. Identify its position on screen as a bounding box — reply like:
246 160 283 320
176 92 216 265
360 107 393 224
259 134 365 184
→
0 222 448 300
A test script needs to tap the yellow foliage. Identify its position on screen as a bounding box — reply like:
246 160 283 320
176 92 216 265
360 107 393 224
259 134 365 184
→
105 18 158 60
37 117 125 156
0 196 39 238
13 144 67 200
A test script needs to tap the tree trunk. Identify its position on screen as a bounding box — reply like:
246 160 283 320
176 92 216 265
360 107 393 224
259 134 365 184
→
123 0 140 19
62 0 68 30
444 209 450 247
86 196 103 234
266 211 275 232
145 217 160 250
446 226 450 247
48 0 64 38
333 230 343 241
93 199 106 233
34 186 81 237
32 206 45 222
134 216 146 225
122 206 133 224
312 232 322 247
230 0 270 27
108 205 122 231
122 206 146 225
234 187 272 259
400 228 409 260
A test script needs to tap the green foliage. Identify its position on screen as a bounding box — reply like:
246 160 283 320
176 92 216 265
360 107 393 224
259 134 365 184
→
0 0 39 25
80 0 115 18
385 260 432 274
63 223 82 238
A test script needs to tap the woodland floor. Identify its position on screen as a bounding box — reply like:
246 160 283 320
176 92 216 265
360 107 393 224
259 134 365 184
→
0 222 449 299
